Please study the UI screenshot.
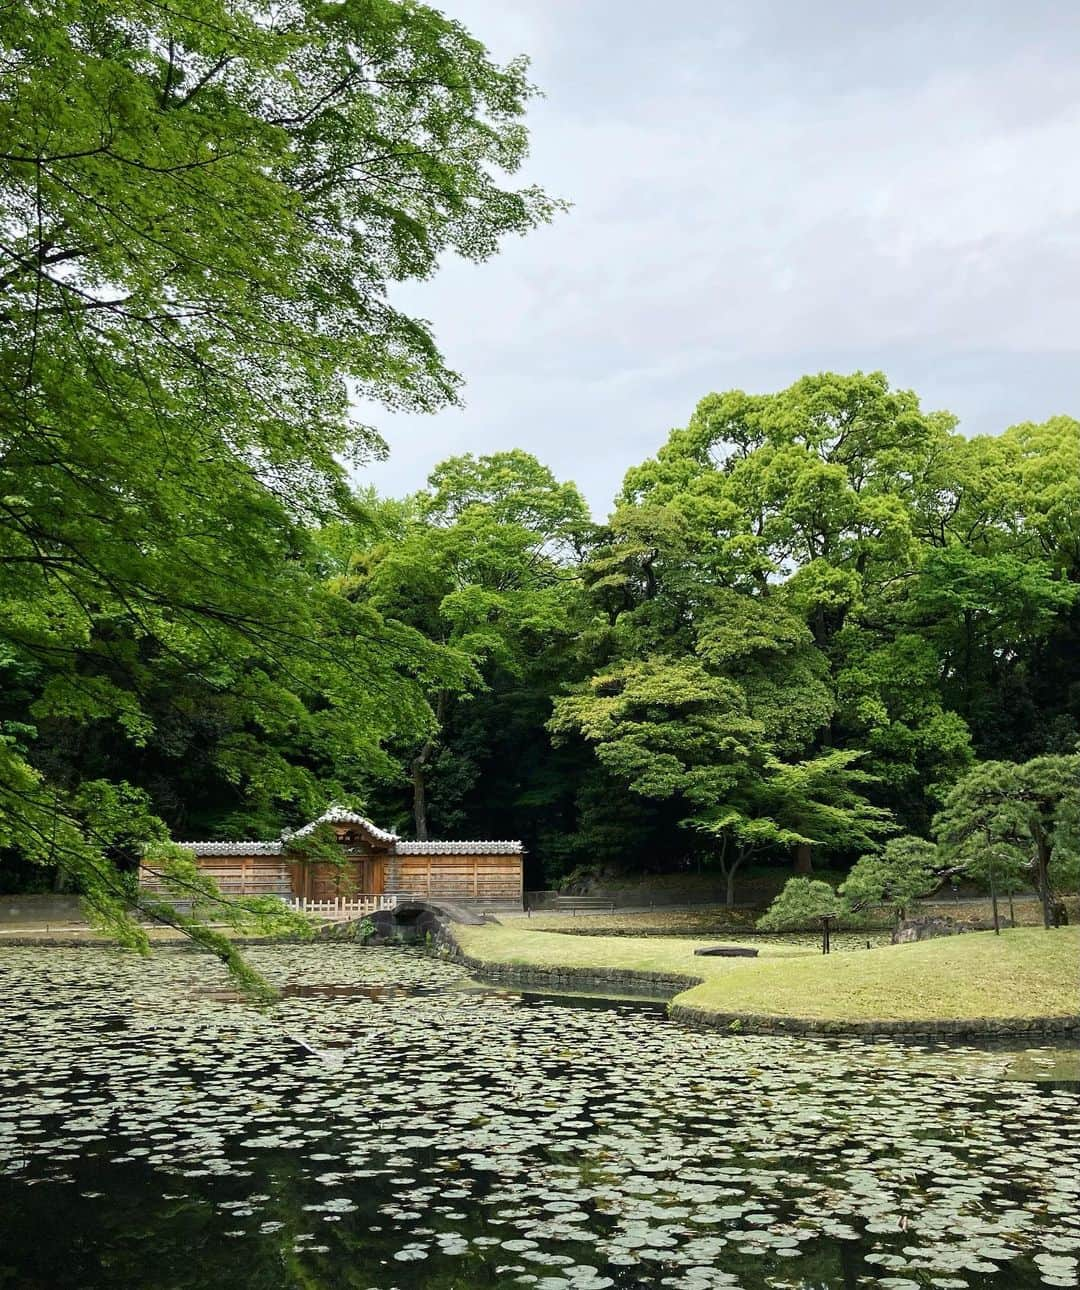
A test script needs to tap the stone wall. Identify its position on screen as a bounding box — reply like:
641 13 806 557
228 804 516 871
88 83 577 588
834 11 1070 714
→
0 894 85 924
669 1003 1080 1039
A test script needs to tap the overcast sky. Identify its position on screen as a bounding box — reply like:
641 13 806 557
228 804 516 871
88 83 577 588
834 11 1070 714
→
358 0 1080 516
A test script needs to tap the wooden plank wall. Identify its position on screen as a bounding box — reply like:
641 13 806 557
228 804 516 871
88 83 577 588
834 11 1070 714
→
140 856 292 897
142 851 522 906
396 854 522 905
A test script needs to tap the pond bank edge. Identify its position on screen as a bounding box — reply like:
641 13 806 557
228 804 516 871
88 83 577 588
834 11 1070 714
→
5 928 1077 1039
443 932 1080 1039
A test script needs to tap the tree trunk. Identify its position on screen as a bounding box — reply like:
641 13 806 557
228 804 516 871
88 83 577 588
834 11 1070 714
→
794 843 813 874
725 866 736 908
1033 828 1053 930
821 917 832 955
411 756 429 841
988 855 1000 935
410 690 448 842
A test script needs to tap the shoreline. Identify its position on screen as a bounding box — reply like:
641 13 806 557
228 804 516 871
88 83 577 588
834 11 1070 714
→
4 922 1077 1040
444 922 1080 1040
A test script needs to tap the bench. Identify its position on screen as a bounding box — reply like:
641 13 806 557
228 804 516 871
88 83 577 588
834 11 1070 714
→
529 894 616 916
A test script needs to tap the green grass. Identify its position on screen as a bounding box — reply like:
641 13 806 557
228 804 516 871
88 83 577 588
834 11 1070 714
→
454 923 1080 1023
455 924 816 975
516 907 760 935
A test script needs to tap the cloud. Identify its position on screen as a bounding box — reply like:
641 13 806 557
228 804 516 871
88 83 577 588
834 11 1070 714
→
354 0 1080 515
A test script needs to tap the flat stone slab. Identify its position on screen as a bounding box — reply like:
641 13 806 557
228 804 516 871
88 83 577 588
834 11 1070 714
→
693 945 759 958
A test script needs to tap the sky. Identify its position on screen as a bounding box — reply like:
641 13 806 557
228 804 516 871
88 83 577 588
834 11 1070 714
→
358 0 1080 517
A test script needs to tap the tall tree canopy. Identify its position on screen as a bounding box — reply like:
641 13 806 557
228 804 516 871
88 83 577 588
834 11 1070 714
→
337 451 591 847
538 375 1078 892
0 0 558 935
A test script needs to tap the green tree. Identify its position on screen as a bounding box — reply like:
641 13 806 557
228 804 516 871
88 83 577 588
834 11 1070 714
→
751 749 894 874
695 592 834 756
757 877 844 954
549 656 766 808
550 655 891 901
599 372 979 832
342 452 591 839
840 836 940 926
0 0 558 960
933 755 1080 930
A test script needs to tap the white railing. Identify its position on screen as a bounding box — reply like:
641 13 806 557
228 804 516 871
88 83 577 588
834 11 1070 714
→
286 894 398 920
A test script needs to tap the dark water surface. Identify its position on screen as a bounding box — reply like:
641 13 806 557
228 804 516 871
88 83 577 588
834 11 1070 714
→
1 945 1077 1290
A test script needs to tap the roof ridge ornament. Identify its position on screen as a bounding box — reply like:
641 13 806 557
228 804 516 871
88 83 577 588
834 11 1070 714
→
281 806 399 845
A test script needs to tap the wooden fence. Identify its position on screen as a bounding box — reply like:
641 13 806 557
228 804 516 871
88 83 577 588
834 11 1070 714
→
285 894 399 920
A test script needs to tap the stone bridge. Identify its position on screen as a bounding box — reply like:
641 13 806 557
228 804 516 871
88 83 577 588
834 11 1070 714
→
319 898 489 945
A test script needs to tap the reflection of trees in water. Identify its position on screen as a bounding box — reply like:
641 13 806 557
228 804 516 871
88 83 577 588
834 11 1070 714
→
0 944 1076 1290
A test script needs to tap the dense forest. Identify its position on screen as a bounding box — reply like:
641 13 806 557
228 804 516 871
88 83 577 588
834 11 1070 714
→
1 2 1078 926
5 357 1079 901
341 383 1080 899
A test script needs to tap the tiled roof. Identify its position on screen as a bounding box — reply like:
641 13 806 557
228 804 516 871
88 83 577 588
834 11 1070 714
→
177 812 522 858
178 841 284 856
394 840 524 855
282 807 399 845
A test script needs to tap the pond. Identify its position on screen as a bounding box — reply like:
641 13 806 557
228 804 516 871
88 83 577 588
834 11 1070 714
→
0 944 1077 1290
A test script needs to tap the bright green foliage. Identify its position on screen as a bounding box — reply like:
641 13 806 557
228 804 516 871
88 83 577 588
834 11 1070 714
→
551 658 892 901
758 877 843 928
538 372 1080 890
340 452 591 839
549 656 764 804
749 750 895 866
757 877 844 952
0 0 557 959
549 653 777 901
841 836 941 923
689 750 894 905
695 592 834 755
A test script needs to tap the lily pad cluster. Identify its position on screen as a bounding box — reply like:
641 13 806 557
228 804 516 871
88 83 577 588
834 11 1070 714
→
0 945 1077 1289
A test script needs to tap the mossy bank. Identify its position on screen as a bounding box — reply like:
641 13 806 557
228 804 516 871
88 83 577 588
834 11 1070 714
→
450 923 1080 1038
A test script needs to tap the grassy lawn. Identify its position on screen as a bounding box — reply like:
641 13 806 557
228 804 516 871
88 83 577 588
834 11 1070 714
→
513 907 761 935
454 923 1080 1023
513 908 892 943
455 923 816 976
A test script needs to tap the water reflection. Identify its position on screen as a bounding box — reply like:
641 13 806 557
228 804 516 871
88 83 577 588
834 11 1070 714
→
0 944 1077 1290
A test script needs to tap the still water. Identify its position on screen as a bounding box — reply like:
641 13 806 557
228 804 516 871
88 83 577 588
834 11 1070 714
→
0 945 1077 1290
